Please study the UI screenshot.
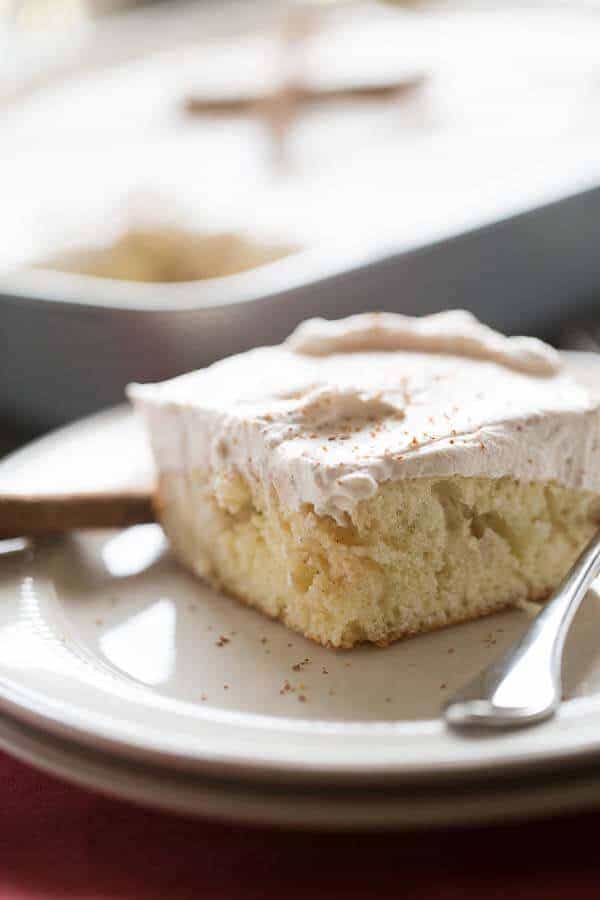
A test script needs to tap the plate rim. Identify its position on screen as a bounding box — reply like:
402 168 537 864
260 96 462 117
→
4 704 600 828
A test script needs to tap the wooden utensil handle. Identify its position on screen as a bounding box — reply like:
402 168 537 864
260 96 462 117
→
0 491 155 539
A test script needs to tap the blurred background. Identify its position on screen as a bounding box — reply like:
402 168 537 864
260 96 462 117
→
3 0 600 447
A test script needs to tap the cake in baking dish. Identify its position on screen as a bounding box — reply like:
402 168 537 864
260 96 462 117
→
128 311 600 648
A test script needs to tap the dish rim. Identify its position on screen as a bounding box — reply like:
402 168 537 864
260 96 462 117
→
2 180 599 315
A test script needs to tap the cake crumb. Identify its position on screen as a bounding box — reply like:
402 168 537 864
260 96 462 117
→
216 635 230 647
298 694 307 703
200 693 207 702
292 657 311 672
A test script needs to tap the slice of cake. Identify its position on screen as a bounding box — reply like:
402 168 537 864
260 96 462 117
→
128 311 600 648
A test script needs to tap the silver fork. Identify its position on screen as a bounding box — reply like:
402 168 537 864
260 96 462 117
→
444 530 600 729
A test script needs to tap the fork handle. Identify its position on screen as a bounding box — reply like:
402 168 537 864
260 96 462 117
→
444 529 600 729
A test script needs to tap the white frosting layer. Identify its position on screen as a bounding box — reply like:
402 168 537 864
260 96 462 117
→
287 310 562 376
129 312 600 523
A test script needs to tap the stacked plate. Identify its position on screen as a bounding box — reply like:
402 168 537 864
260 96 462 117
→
3 360 600 828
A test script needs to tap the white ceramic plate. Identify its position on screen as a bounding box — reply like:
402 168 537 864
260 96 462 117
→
5 704 600 829
2 355 600 822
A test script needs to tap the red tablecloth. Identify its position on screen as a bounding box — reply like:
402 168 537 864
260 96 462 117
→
2 750 600 899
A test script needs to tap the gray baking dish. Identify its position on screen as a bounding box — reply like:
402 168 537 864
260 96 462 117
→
2 180 600 432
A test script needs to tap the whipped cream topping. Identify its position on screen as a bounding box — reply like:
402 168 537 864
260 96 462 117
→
287 310 562 376
129 312 600 523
